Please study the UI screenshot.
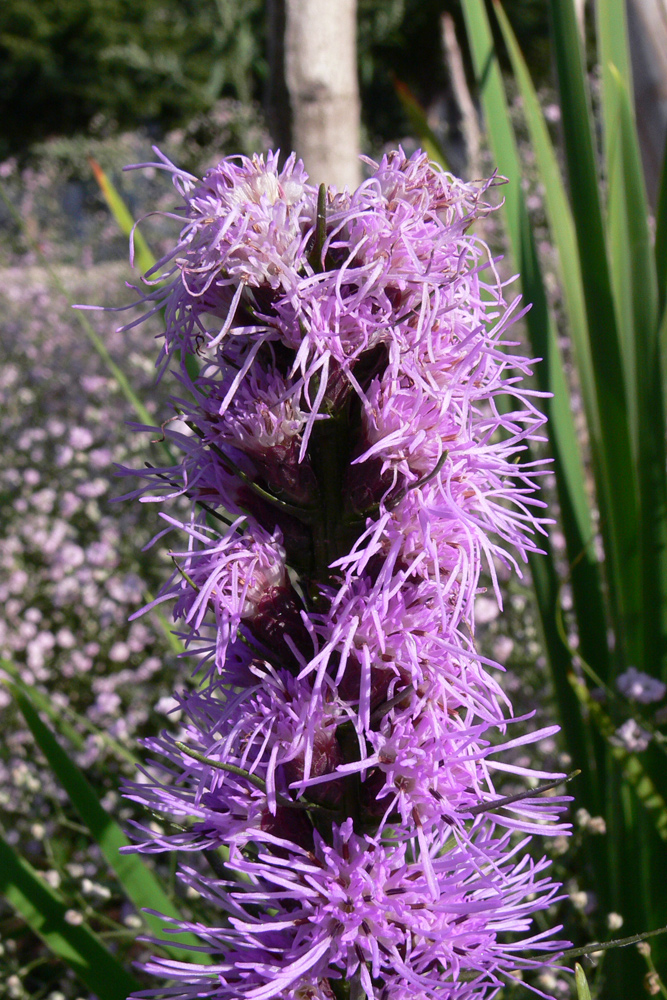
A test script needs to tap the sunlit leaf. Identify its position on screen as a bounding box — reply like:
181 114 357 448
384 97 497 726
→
0 834 141 1000
575 963 592 1000
89 157 158 276
9 682 211 963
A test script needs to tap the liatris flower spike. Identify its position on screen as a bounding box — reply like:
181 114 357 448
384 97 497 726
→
114 147 571 1000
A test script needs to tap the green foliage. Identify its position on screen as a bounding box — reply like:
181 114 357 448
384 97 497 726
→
5 674 209 964
1 0 556 162
0 833 142 1000
0 0 265 157
356 0 551 154
461 1 667 995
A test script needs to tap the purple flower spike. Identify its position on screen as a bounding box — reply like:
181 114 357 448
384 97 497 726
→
131 821 566 1000
110 147 571 999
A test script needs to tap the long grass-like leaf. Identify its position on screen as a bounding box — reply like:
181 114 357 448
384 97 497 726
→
0 833 141 1000
605 66 667 683
391 78 449 169
88 160 202 389
1 658 85 751
491 0 610 685
465 3 667 986
656 129 667 319
0 178 182 653
9 682 211 964
548 0 642 677
596 0 634 184
569 676 667 841
593 14 667 957
0 178 172 463
145 595 185 656
600 0 643 438
571 670 667 978
490 1 594 482
462 0 606 815
89 158 158 276
2 659 141 765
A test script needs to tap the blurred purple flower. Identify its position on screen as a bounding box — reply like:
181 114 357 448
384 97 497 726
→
616 666 666 705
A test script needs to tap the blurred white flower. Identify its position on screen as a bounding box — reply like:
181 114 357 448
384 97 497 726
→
69 426 94 449
611 718 651 752
475 596 499 624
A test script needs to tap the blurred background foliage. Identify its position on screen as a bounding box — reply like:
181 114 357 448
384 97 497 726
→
0 0 550 162
0 0 265 155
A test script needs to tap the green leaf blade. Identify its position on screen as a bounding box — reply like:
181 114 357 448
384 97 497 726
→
492 1 594 454
90 158 158 276
489 3 612 715
0 177 168 452
463 0 608 814
574 963 592 1000
0 834 141 1000
655 129 667 317
10 683 211 964
603 65 667 682
548 0 643 676
392 77 449 169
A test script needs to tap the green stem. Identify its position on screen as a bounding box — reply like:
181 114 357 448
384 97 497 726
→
174 743 338 815
464 769 580 818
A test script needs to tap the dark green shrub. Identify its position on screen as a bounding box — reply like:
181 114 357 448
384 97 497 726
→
0 0 265 156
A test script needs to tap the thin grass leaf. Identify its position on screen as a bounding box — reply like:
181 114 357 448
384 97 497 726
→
464 1 595 553
605 65 667 683
491 0 597 480
535 926 667 964
462 0 606 814
660 304 667 430
1 657 85 751
145 594 185 655
0 833 141 1000
595 2 667 691
548 0 642 676
90 158 158 276
656 128 667 319
491 0 611 692
0 178 182 655
571 665 667 953
391 77 449 169
9 682 211 964
596 0 634 176
570 668 667 959
557 609 667 969
603 60 659 451
89 160 201 387
2 660 140 768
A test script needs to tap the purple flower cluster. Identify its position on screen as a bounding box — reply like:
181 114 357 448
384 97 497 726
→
118 148 569 999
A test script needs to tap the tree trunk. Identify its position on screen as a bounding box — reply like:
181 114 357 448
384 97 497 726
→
283 0 361 189
627 0 667 208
